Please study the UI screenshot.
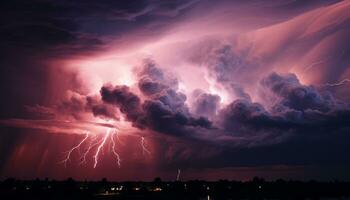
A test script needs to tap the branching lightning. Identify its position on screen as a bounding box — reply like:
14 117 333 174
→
61 123 151 168
323 78 350 87
61 131 90 167
110 129 121 168
141 136 151 155
93 128 111 168
79 136 102 165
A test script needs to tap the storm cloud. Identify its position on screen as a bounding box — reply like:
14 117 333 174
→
100 60 212 136
92 59 350 149
1 0 350 180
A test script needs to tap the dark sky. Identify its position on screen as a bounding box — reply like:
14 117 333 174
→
1 0 350 181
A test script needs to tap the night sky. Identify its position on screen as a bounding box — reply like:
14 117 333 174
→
1 0 350 181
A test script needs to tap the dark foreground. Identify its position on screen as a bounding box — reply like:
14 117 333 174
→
1 178 350 200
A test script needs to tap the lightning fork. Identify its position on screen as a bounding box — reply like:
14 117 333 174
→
141 136 151 155
323 78 350 87
93 128 111 168
111 129 121 168
79 135 103 165
61 131 89 167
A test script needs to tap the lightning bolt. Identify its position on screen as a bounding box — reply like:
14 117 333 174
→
176 168 181 181
303 59 328 72
93 128 111 168
61 131 89 167
111 129 121 168
303 50 346 73
323 78 350 87
60 122 152 168
141 136 151 155
79 135 102 165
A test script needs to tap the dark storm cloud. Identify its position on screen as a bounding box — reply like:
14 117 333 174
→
98 59 350 148
136 60 189 116
137 59 179 95
230 84 252 101
138 76 166 96
159 73 350 170
100 85 213 136
141 99 212 136
220 99 280 133
100 61 212 136
86 96 119 120
34 92 120 120
135 60 212 134
260 72 338 112
219 72 350 141
100 85 143 123
191 89 221 119
196 43 259 100
220 98 350 137
205 45 246 83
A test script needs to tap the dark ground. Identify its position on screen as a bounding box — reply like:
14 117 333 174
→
1 177 350 200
